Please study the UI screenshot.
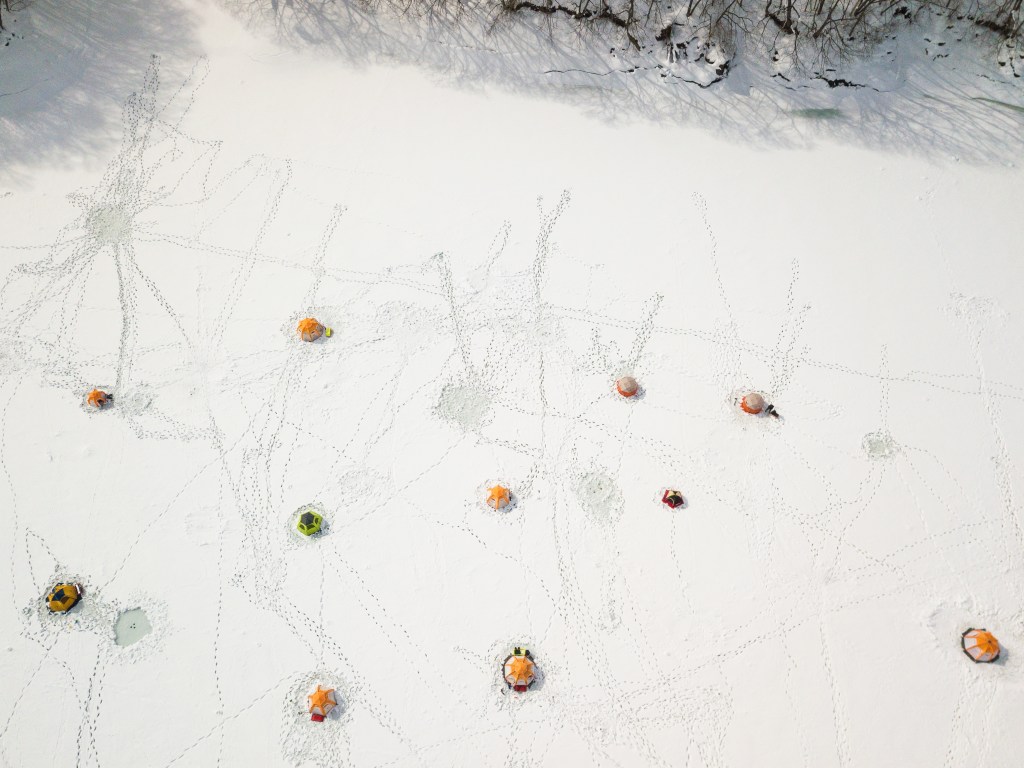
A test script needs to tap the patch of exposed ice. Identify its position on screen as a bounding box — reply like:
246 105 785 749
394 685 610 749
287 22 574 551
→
574 470 624 523
113 607 152 647
86 205 133 245
436 382 492 431
862 430 898 459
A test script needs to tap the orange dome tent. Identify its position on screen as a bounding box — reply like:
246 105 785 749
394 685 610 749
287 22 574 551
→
87 389 111 409
616 376 639 398
308 685 337 722
486 484 511 511
740 392 765 414
962 628 1000 663
740 392 781 418
297 318 327 342
502 647 536 692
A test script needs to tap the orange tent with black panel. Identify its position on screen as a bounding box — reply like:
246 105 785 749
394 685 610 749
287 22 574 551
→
87 389 111 408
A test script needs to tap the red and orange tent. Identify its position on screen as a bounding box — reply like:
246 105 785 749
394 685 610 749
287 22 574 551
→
308 685 337 722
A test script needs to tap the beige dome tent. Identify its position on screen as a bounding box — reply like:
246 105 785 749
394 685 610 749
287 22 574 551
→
297 318 326 342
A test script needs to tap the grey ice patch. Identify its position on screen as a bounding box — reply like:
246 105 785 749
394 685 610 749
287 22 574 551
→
113 607 152 647
86 205 133 245
862 430 898 459
575 471 624 523
437 382 491 431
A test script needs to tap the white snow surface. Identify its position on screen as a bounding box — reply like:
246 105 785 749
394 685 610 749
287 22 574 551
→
2 1 1024 766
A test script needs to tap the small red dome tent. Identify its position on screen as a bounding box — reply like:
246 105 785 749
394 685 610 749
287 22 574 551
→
662 490 685 509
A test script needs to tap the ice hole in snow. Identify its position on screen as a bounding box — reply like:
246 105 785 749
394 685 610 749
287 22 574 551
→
113 607 152 647
437 383 491 431
575 471 624 523
862 431 898 459
86 205 133 245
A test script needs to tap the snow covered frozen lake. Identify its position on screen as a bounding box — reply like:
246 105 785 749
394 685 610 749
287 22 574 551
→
1 0 1023 765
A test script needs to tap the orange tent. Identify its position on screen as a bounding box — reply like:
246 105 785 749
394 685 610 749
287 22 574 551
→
503 648 536 692
308 685 337 721
87 389 111 408
486 485 511 510
962 628 1000 663
662 490 685 509
616 376 638 398
297 318 325 342
741 392 764 414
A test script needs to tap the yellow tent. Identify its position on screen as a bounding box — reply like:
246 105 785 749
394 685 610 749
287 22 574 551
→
47 583 82 613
